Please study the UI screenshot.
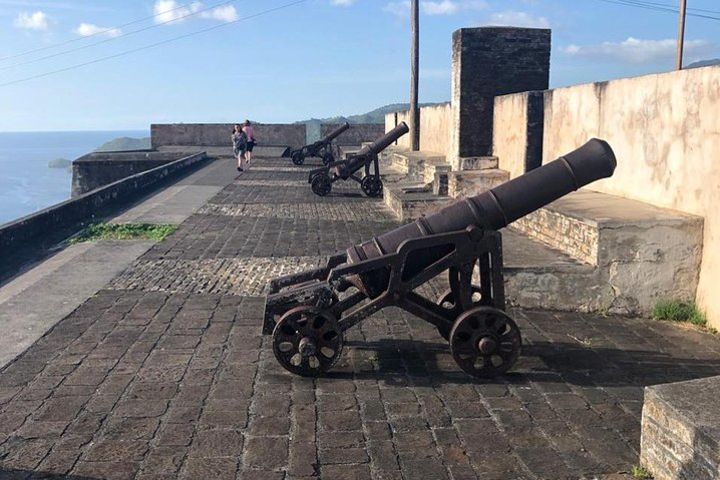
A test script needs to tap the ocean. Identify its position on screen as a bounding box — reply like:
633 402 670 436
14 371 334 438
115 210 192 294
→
0 130 148 225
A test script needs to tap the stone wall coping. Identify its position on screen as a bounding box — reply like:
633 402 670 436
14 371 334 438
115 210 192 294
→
541 190 704 228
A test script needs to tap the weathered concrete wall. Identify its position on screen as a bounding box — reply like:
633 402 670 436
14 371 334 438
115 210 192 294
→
321 123 384 146
540 65 720 327
151 123 305 148
71 150 200 197
385 103 452 155
0 153 207 253
449 27 550 170
493 91 544 179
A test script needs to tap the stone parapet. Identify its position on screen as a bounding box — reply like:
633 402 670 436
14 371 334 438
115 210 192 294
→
641 376 720 480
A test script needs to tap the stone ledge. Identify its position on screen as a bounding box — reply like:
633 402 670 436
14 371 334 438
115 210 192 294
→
447 169 509 198
641 375 720 480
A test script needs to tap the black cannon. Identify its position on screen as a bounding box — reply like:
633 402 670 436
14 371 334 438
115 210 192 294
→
264 139 616 378
288 122 350 166
308 122 409 197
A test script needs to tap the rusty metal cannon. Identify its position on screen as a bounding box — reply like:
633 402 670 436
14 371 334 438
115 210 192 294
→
288 122 350 166
308 122 409 197
265 139 617 378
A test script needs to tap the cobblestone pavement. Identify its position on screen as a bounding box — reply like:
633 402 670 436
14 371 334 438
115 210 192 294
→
2 155 720 479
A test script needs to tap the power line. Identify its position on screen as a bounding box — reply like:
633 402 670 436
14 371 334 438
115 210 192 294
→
591 0 720 20
636 0 720 15
0 0 306 88
0 0 238 72
0 0 212 62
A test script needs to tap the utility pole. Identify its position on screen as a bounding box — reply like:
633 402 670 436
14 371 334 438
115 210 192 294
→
410 0 420 151
676 0 687 70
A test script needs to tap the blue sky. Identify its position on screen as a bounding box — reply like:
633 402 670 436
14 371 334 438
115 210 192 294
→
0 0 718 131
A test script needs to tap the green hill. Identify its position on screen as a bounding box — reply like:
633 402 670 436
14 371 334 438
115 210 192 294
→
297 102 447 125
95 136 151 152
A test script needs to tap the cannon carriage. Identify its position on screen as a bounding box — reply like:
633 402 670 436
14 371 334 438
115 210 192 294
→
287 122 350 166
265 139 617 378
308 122 409 197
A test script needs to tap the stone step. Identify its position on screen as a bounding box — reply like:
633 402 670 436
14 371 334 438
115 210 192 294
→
458 156 499 171
383 187 452 222
447 169 509 198
510 189 703 313
390 150 447 181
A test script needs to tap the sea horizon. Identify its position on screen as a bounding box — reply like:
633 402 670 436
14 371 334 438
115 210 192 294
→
0 130 149 225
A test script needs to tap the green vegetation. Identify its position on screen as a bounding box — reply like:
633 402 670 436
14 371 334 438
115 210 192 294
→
297 102 447 125
631 465 652 479
652 299 707 328
95 136 151 152
70 223 177 244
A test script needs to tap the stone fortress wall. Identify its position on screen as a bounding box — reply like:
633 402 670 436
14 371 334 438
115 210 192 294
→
494 65 720 329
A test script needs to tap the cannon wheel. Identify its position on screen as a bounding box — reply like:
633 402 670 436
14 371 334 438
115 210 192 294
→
449 306 521 379
361 175 383 198
292 151 305 165
435 285 484 340
311 173 332 196
272 306 344 377
322 151 335 165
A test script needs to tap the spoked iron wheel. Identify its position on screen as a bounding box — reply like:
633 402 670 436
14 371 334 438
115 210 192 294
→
311 173 332 196
272 306 344 377
361 175 383 197
292 151 305 165
435 285 484 340
322 152 335 165
449 306 521 378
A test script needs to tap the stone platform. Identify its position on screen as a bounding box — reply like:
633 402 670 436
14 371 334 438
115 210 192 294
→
1 153 719 480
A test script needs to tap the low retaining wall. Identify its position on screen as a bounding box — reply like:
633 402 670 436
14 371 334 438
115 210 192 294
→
0 152 207 253
386 103 451 155
493 91 544 179
71 150 201 197
641 375 720 480
321 123 384 146
151 123 305 149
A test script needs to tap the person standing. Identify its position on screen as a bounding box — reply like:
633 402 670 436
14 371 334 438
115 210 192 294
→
232 124 248 172
242 120 255 164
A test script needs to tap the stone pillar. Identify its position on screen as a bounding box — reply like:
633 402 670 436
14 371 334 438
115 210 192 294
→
449 27 551 171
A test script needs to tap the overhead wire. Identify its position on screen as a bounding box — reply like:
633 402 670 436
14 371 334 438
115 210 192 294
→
0 0 239 71
0 0 218 62
0 0 306 88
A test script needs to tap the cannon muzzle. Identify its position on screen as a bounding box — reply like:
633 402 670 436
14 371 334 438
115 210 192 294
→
323 122 351 143
347 138 617 296
358 122 409 157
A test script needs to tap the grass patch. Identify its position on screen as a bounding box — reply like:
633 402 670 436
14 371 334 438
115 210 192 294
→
70 223 178 244
631 465 652 479
652 299 707 327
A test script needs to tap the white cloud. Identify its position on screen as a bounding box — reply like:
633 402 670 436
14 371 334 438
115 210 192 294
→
330 0 356 6
423 0 486 15
200 5 238 22
563 37 713 64
384 0 486 17
13 10 49 30
75 22 122 37
153 0 238 24
383 1 409 17
486 10 549 28
153 0 202 24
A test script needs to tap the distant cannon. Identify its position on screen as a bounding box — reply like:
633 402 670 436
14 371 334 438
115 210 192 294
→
308 122 409 197
288 122 351 166
263 139 617 378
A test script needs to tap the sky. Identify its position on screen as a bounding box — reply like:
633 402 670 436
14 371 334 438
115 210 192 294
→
0 0 718 131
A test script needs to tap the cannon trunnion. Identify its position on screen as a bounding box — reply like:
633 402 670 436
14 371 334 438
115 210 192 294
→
308 122 409 198
265 139 617 379
289 122 351 166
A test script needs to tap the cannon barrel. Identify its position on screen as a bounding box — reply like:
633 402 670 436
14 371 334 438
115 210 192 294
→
335 122 409 179
358 122 409 157
322 122 351 143
347 138 617 296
